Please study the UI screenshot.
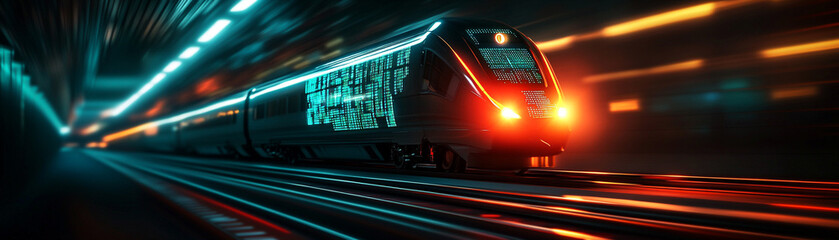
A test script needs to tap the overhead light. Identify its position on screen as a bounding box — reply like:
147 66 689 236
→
230 0 257 12
111 73 167 116
60 126 71 135
163 61 182 72
179 47 200 59
428 21 441 32
198 19 231 42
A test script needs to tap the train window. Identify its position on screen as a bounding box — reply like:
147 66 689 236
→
422 52 454 95
266 99 277 117
288 94 301 113
277 97 288 115
255 103 266 120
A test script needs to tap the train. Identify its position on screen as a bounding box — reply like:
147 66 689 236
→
103 18 570 172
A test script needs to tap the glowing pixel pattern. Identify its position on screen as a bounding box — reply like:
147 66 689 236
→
306 48 411 131
478 48 543 84
522 90 555 119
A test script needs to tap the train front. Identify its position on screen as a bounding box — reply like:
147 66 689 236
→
437 19 570 168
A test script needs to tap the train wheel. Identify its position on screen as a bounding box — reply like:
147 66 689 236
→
392 145 413 169
434 146 465 173
282 148 300 164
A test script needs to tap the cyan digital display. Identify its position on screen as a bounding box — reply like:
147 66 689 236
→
305 48 411 131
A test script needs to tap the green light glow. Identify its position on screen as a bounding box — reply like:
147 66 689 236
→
306 48 411 131
478 48 543 84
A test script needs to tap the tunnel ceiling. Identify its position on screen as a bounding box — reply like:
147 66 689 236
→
0 0 698 141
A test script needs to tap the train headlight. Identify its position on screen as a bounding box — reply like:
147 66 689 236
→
501 107 521 119
494 33 507 44
557 107 568 118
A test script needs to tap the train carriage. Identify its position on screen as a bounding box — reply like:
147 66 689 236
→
104 18 570 172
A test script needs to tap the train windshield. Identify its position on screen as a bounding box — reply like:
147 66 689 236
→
465 28 560 119
466 29 544 85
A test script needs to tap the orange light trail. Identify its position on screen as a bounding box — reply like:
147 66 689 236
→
602 3 716 37
770 203 839 213
103 123 154 142
564 195 839 229
583 59 703 83
537 1 761 52
538 50 563 103
496 220 609 240
144 100 166 118
537 36 575 52
761 38 839 58
81 123 102 135
609 99 640 112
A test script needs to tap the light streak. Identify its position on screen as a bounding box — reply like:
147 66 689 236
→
538 50 563 103
249 22 440 99
89 152 357 240
428 21 441 31
536 0 759 53
770 86 817 100
21 83 68 135
770 203 839 212
564 195 839 228
761 38 839 58
441 37 503 109
81 123 102 135
163 61 182 72
183 190 291 234
230 0 258 12
583 59 703 83
198 19 232 42
105 94 245 142
111 73 167 116
602 3 716 37
179 47 200 59
536 36 574 52
609 99 640 112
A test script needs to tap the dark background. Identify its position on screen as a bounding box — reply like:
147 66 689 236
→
1 0 837 201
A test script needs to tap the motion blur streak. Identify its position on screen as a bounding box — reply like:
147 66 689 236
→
583 59 703 83
609 99 640 112
770 203 839 212
654 174 839 185
602 3 716 37
183 190 292 234
103 123 154 142
537 36 574 52
81 123 102 135
496 220 608 240
537 0 762 52
91 153 357 240
563 195 839 228
770 86 818 100
551 228 608 240
760 38 839 58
